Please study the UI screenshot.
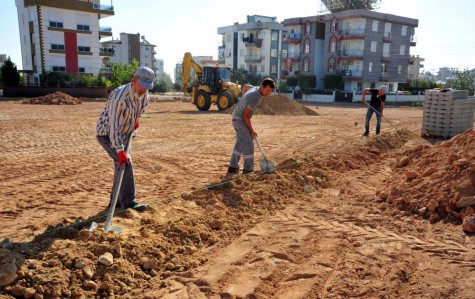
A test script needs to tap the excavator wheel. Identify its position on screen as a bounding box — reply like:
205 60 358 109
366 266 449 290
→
195 90 211 111
216 90 235 111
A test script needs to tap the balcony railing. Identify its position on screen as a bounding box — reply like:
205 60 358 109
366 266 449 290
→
341 70 362 79
93 4 114 11
283 33 302 44
244 55 263 63
339 28 365 37
243 37 263 48
410 36 417 46
337 50 364 57
99 26 112 32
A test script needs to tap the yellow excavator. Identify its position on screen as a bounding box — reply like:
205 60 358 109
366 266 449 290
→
181 52 241 111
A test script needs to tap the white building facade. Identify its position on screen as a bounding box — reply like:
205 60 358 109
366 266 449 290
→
15 0 114 85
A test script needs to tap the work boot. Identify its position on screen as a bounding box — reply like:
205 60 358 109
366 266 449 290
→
131 203 148 212
242 169 254 175
362 132 369 137
223 166 239 181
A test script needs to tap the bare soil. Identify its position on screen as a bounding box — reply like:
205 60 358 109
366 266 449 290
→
1 96 475 299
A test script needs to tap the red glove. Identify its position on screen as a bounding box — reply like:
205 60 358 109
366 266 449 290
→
117 150 129 166
135 120 140 130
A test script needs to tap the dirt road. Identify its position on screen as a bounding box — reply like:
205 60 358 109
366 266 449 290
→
1 98 474 298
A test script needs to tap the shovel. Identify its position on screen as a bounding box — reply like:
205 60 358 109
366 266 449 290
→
255 137 275 174
90 132 134 234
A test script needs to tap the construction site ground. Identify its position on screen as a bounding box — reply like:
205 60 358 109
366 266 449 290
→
1 96 475 299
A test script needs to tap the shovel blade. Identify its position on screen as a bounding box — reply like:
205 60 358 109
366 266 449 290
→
105 225 123 235
259 159 275 174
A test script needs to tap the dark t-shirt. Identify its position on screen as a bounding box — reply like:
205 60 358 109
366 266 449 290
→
368 89 386 107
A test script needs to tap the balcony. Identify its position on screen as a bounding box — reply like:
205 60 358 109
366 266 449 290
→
218 57 225 65
93 3 114 11
99 47 114 56
338 28 365 39
283 33 302 45
410 36 417 46
408 57 415 65
381 56 390 63
341 70 362 80
244 55 263 63
99 26 112 37
337 50 364 59
243 37 263 48
383 34 392 43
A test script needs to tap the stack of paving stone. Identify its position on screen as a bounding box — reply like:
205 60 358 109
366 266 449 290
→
422 90 474 138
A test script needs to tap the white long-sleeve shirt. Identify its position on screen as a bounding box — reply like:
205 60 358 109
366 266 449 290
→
96 83 150 152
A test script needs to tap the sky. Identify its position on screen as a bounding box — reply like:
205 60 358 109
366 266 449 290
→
1 0 475 78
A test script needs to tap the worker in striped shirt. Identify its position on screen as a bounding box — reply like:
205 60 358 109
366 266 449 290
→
96 66 155 212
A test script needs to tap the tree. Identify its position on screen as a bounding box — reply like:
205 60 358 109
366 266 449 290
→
454 69 475 96
108 59 139 89
286 76 298 90
322 74 343 90
0 57 20 87
152 73 173 93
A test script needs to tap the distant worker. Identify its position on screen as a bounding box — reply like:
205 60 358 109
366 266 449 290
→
361 85 387 136
225 78 275 178
96 66 155 211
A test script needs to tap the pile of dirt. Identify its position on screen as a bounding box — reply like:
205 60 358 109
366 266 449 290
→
324 130 413 172
378 129 475 232
226 94 318 116
20 92 82 105
0 158 330 298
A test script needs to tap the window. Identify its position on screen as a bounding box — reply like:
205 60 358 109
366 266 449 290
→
330 40 336 52
78 67 85 73
305 22 311 34
329 60 335 71
384 23 392 37
51 44 65 51
271 49 277 57
261 65 265 72
372 20 379 32
371 41 377 52
400 45 406 55
357 82 363 91
401 25 407 36
304 58 309 72
332 21 337 32
76 24 90 31
226 34 231 42
271 32 278 41
369 62 373 72
383 43 390 57
398 65 402 74
304 39 310 53
381 63 386 73
49 21 63 28
282 49 287 58
52 66 66 72
389 84 394 92
271 64 276 73
78 46 91 52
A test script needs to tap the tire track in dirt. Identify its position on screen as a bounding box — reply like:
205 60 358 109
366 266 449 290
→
163 192 475 298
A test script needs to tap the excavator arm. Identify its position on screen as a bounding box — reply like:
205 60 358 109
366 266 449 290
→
181 52 203 93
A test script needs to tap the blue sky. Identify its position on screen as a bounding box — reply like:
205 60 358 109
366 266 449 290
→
1 0 474 77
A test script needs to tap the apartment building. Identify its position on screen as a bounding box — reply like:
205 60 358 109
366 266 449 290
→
283 9 419 91
408 55 425 82
100 33 157 74
15 0 114 85
155 58 164 79
217 15 286 83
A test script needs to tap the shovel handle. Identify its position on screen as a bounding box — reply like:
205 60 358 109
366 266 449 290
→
104 132 134 231
255 137 268 161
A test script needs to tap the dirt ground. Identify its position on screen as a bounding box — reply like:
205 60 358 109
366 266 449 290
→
1 95 475 299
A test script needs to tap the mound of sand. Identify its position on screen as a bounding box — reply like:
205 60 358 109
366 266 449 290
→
226 94 318 116
380 129 475 232
0 158 329 298
20 92 82 105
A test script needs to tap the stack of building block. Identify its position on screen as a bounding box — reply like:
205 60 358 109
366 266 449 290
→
422 90 474 138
